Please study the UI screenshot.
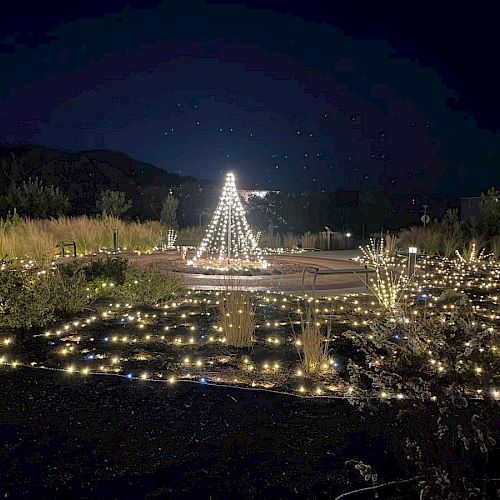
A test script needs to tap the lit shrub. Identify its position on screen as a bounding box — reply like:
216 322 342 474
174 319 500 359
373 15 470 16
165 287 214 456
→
0 260 91 328
48 267 92 316
114 264 183 306
436 289 473 312
79 256 128 285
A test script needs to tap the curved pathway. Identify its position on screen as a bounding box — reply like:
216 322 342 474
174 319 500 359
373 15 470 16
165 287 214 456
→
128 250 367 295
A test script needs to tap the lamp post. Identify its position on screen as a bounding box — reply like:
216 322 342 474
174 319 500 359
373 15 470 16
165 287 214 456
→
421 204 430 228
408 246 417 277
113 228 119 255
346 232 351 249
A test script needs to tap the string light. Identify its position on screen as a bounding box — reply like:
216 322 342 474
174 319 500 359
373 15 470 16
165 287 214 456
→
188 172 268 270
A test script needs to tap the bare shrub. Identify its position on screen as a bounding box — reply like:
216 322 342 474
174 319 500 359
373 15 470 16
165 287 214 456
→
367 267 410 312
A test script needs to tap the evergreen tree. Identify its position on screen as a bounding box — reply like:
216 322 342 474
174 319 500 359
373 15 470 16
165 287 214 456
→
96 190 132 218
160 191 179 229
1 177 70 218
479 187 500 237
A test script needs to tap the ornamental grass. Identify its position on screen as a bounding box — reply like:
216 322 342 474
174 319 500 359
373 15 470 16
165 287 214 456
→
219 287 255 347
0 216 163 266
295 301 331 374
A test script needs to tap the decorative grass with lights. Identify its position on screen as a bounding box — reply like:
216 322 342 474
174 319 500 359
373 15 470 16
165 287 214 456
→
2 252 498 399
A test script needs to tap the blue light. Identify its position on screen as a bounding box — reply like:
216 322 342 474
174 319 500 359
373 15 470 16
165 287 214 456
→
199 377 206 384
104 337 109 342
127 373 133 379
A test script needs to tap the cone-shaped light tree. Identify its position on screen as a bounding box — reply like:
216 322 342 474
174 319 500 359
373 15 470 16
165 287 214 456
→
188 172 268 269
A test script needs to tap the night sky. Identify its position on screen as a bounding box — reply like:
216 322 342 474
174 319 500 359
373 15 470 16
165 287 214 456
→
1 0 499 194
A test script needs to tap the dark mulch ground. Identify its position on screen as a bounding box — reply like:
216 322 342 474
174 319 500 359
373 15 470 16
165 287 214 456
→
0 368 422 500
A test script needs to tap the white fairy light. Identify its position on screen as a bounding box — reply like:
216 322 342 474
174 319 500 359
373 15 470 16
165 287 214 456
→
188 172 268 269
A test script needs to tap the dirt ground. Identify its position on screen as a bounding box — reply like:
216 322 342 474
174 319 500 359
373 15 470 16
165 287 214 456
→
0 368 422 499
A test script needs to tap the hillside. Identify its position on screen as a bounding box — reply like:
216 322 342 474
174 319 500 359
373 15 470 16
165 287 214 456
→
0 144 201 219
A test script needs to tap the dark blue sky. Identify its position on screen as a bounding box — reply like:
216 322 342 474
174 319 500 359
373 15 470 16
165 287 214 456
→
1 0 498 194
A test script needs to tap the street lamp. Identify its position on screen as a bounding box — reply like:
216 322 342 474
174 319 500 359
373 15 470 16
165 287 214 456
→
345 232 352 249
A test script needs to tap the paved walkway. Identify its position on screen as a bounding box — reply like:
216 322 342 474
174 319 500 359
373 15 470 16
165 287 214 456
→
128 250 369 296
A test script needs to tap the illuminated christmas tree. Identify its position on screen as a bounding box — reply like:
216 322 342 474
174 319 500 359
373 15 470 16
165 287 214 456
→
188 172 268 269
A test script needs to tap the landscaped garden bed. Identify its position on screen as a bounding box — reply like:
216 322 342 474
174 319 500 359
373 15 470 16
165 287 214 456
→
1 243 499 497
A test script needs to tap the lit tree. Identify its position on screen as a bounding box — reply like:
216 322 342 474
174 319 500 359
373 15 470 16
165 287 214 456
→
188 172 267 268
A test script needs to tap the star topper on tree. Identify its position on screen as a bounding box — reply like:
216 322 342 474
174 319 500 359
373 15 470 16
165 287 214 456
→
188 172 268 269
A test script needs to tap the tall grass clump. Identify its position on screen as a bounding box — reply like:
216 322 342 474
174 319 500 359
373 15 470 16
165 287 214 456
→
294 301 331 374
0 218 54 266
258 231 282 249
219 289 255 347
283 232 298 250
0 216 164 265
119 220 163 252
399 226 442 255
302 232 318 249
490 236 500 261
384 234 399 257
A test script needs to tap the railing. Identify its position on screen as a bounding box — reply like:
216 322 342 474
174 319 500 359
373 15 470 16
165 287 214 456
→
301 264 373 296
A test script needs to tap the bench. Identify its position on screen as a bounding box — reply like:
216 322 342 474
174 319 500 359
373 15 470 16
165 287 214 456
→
301 264 374 295
57 240 77 258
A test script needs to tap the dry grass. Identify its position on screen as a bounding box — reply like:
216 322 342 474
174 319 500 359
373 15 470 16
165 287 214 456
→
441 233 463 258
384 234 399 257
0 216 163 265
295 301 331 374
455 241 487 264
283 232 298 249
219 289 255 347
399 226 442 255
491 236 500 261
302 232 318 249
258 231 282 249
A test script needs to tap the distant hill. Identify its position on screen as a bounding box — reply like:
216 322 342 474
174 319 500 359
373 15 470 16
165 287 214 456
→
0 144 203 219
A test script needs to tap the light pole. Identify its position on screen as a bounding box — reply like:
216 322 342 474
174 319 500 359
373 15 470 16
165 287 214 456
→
408 246 417 277
346 232 351 249
421 204 430 228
